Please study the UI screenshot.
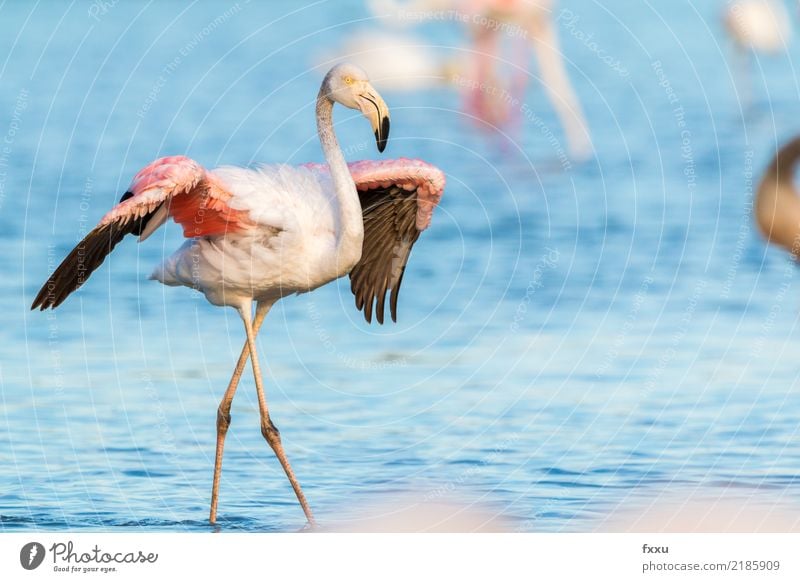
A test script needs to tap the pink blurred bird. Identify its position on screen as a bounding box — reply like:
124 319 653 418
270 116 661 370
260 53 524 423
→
373 0 591 158
31 63 445 527
464 0 590 157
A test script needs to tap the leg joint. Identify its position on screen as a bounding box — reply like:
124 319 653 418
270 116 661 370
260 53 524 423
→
260 418 280 442
217 407 231 432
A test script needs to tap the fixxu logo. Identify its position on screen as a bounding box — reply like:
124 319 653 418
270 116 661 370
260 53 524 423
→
19 542 46 570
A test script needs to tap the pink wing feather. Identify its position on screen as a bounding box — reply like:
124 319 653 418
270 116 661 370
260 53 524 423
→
32 155 444 316
345 158 445 324
101 155 249 238
347 158 445 231
31 156 248 310
303 157 445 230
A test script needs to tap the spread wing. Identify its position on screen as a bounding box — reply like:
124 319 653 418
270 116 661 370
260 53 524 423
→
347 159 445 324
31 155 247 310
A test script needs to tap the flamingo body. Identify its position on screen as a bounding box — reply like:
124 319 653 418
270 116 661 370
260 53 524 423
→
136 157 444 307
31 64 445 525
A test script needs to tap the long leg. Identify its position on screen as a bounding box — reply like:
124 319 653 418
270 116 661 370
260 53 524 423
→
209 301 271 524
466 24 505 128
238 301 316 525
530 15 591 160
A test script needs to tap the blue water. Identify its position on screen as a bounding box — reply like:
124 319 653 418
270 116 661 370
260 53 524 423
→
2 0 800 532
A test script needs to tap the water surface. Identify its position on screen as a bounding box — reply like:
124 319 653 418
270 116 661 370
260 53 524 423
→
1 0 799 532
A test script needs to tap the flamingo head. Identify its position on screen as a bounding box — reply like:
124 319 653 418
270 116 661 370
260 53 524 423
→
322 63 391 152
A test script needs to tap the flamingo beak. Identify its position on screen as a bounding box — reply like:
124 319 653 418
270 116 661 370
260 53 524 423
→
358 87 390 153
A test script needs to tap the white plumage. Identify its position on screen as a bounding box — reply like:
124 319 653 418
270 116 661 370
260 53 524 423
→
152 164 356 306
32 63 445 527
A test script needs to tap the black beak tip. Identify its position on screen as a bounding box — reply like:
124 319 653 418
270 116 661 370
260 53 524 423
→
375 116 390 153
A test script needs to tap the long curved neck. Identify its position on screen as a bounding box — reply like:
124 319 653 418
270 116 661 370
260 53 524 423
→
316 92 364 257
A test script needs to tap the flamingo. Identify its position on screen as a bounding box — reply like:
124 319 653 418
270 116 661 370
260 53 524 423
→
372 0 592 158
755 136 800 256
723 0 792 105
724 0 791 54
466 0 591 157
319 30 450 91
30 63 446 527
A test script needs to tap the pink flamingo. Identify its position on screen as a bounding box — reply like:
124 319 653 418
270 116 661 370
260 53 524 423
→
31 63 445 527
373 0 591 158
464 0 590 157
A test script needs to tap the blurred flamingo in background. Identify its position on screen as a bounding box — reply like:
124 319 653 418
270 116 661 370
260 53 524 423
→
755 135 800 256
370 0 592 159
724 0 791 53
30 63 445 527
723 0 792 105
320 30 451 90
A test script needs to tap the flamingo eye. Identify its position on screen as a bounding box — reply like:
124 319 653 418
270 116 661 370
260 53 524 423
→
343 76 353 85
